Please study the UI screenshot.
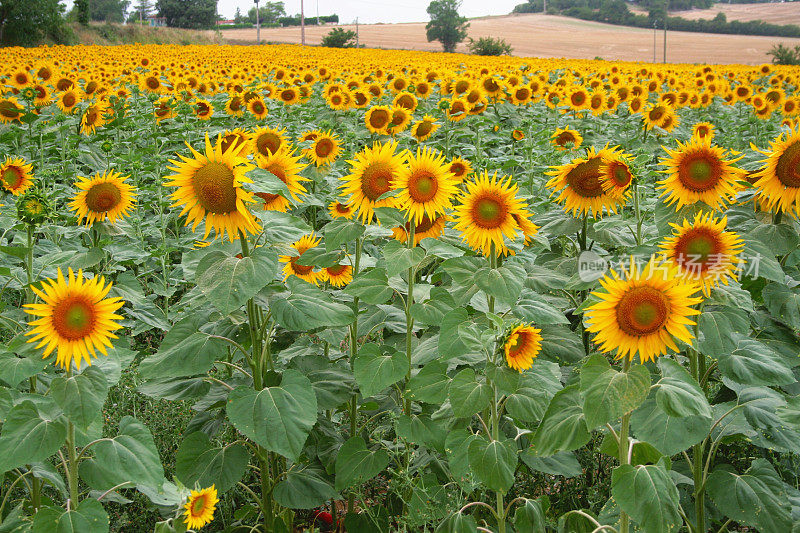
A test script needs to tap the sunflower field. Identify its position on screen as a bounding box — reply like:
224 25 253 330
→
0 43 799 533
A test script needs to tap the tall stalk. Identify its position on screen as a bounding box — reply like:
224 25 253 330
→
24 225 41 512
618 356 632 533
404 223 416 416
347 236 363 515
487 244 505 533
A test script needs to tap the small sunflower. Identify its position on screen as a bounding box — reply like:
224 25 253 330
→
193 99 214 120
585 256 703 364
248 97 269 119
221 128 251 156
305 131 342 167
280 234 325 285
393 147 458 225
24 268 125 370
692 122 715 141
511 210 540 244
504 324 542 373
657 136 745 212
183 485 219 530
598 152 634 198
0 97 23 124
453 171 528 256
391 214 448 246
81 101 109 135
512 129 525 141
250 126 289 158
324 264 353 287
225 94 245 116
410 115 439 142
328 201 355 219
550 127 583 151
546 146 630 218
70 170 137 227
659 212 744 297
448 156 474 182
164 133 259 241
388 106 412 134
0 156 34 195
750 125 800 216
255 148 309 212
57 90 80 114
340 141 406 223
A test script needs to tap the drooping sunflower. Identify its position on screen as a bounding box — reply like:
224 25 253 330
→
24 268 125 370
0 97 23 124
249 126 288 158
280 234 325 285
393 146 458 225
453 171 528 256
164 133 259 241
221 128 251 156
750 125 800 216
659 212 744 297
546 146 629 218
598 151 634 198
153 97 175 123
511 210 540 245
657 136 745 212
585 256 703 363
692 122 715 141
340 141 406 223
391 214 448 246
254 148 309 212
446 98 469 122
328 201 355 219
81 101 109 135
183 485 219 530
410 115 439 142
388 106 412 134
0 156 34 195
306 131 342 167
70 170 137 227
550 127 583 151
643 103 671 130
323 264 353 287
194 99 214 120
504 324 542 373
448 156 473 183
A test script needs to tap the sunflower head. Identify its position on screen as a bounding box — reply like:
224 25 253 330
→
750 125 800 216
17 190 50 225
250 126 289 158
394 146 457 224
184 485 219 530
598 152 634 198
0 156 34 196
328 201 355 219
323 263 353 287
70 170 137 227
280 233 325 285
504 324 542 373
306 131 342 167
551 127 583 151
340 141 406 223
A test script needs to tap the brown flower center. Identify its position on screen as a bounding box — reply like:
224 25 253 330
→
615 286 670 337
52 297 96 340
360 163 393 201
85 182 122 213
775 140 800 188
193 162 238 214
566 157 604 198
471 194 507 229
678 152 722 192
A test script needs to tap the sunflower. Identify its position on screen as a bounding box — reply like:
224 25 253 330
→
392 214 448 246
194 99 214 120
550 127 583 151
585 256 703 363
340 141 406 223
57 90 80 114
164 133 259 241
183 486 219 530
225 94 245 116
598 152 634 198
324 264 353 287
255 148 309 212
81 101 109 135
32 84 51 107
11 69 31 88
70 170 136 227
643 103 671 130
692 122 715 141
448 156 473 183
153 97 175 123
410 115 439 142
278 86 300 105
511 210 540 244
250 126 289 158
658 136 745 212
446 98 469 122
388 106 412 134
504 325 542 373
365 105 392 135
393 91 418 111
248 97 269 119
0 97 23 124
221 128 251 156
750 125 800 216
659 212 743 297
546 146 629 218
453 171 528 256
393 146 457 225
24 268 125 370
280 234 325 285
306 131 342 167
512 129 525 141
328 201 355 219
0 156 34 195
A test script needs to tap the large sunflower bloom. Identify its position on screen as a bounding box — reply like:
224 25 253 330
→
546 146 630 218
364 105 392 135
453 171 528 256
657 137 745 212
340 141 406 224
24 268 125 370
164 134 259 241
0 156 34 195
305 131 342 167
750 125 800 216
280 234 325 285
659 212 744 297
504 324 542 373
183 485 219 530
410 115 440 142
585 256 703 363
394 147 458 225
70 170 137 227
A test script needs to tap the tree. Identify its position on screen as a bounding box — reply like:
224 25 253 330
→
157 0 217 28
768 43 800 65
426 0 469 53
0 0 71 45
75 0 90 24
247 2 285 25
321 27 357 47
134 0 154 21
90 0 130 22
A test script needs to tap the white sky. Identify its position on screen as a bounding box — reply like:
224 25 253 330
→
213 0 520 24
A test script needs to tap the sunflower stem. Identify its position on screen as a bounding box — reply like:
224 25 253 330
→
487 244 505 533
24 224 42 512
347 236 363 515
773 210 783 225
65 366 80 509
633 181 643 246
618 356 631 533
404 222 416 416
688 348 707 533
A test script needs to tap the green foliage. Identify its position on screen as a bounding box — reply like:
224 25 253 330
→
426 0 469 53
75 0 91 25
768 43 800 65
468 36 513 56
247 1 285 24
321 27 358 48
156 0 217 29
0 0 72 46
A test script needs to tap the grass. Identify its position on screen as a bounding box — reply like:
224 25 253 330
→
68 22 223 46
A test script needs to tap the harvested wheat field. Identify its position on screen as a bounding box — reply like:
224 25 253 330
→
221 13 800 64
671 2 800 25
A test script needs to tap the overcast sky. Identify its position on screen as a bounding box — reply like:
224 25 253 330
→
217 0 522 24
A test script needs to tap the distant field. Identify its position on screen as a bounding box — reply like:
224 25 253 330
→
641 2 800 25
221 13 800 64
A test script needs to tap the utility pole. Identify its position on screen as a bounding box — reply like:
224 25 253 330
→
653 21 656 62
663 0 667 63
355 17 359 47
316 0 319 25
301 0 306 45
254 0 260 44
543 0 546 15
